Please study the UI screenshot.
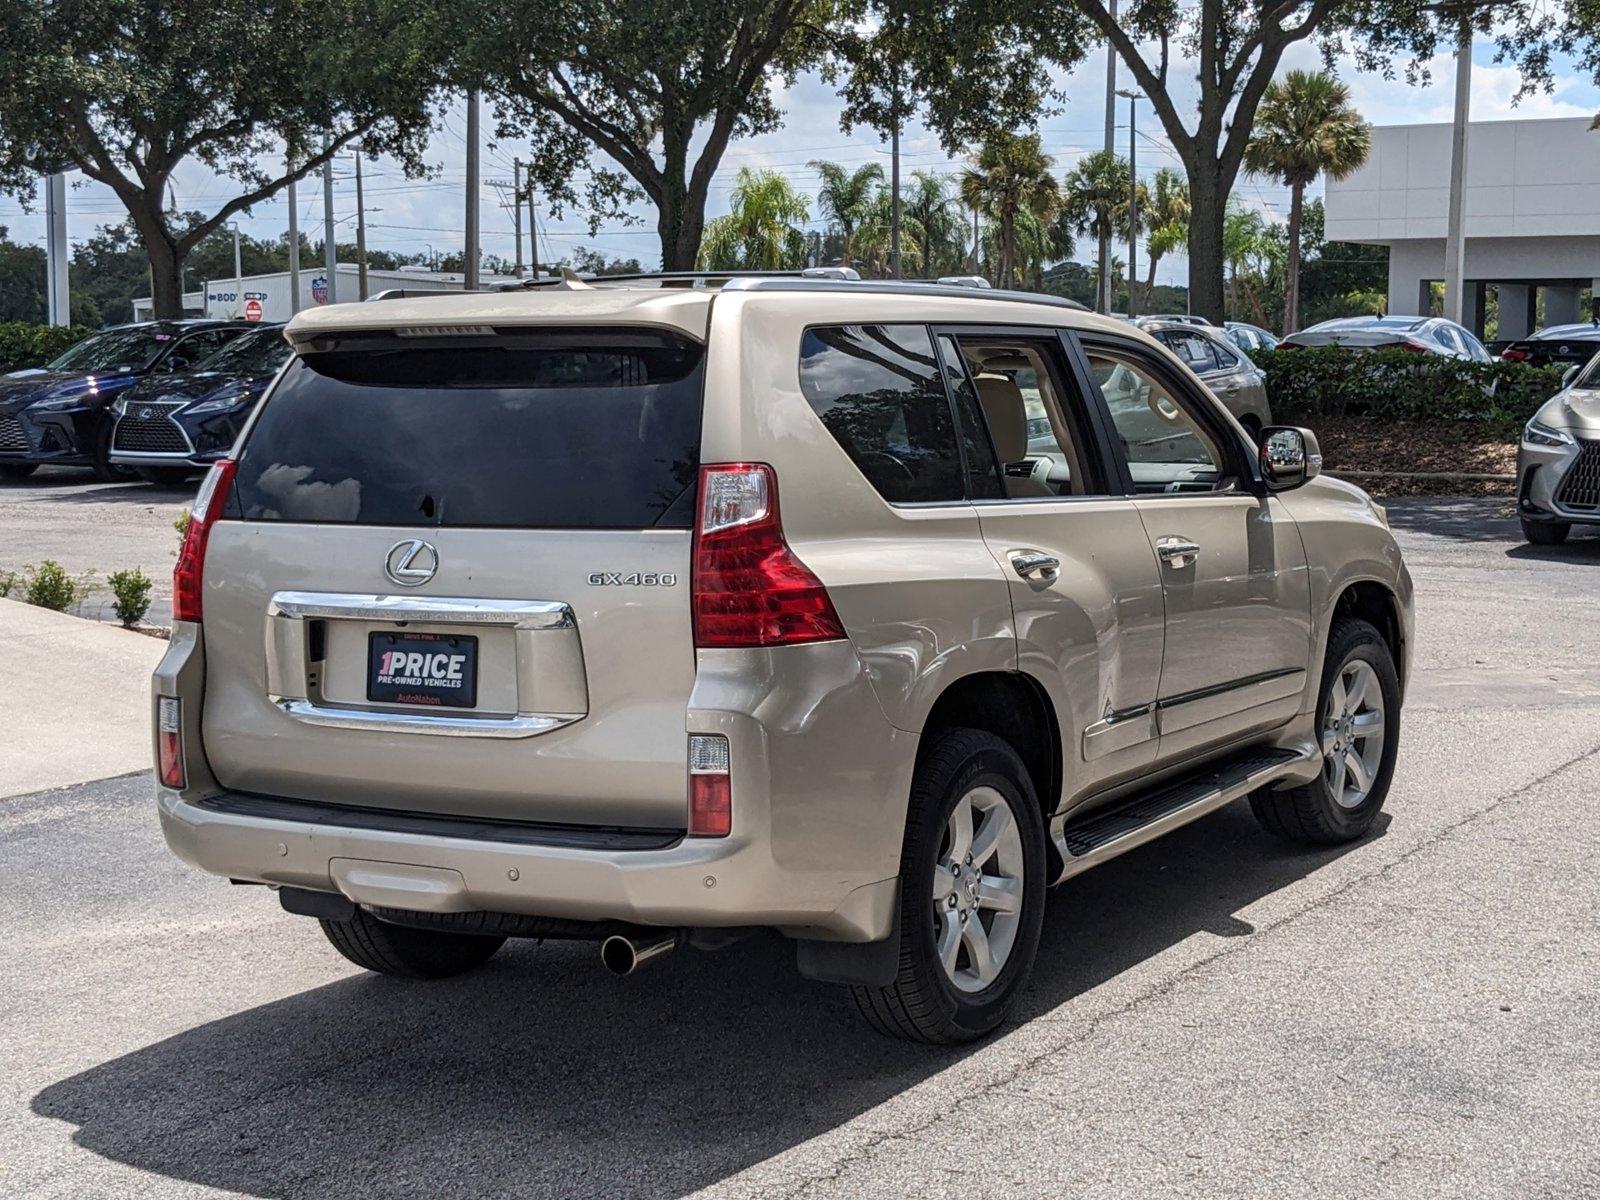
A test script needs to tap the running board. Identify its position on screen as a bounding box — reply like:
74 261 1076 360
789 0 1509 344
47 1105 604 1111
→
1051 745 1316 882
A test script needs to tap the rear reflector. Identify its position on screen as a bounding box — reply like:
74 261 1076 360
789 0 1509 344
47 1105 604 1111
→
157 696 185 789
692 463 846 648
172 458 236 623
688 734 731 837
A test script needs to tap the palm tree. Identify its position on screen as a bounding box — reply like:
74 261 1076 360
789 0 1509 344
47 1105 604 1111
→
959 133 1060 288
1244 69 1370 333
809 161 884 269
697 169 810 271
901 170 966 277
1141 168 1189 311
1061 150 1145 308
1222 201 1282 326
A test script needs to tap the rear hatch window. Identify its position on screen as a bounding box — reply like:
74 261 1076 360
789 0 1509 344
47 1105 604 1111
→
230 329 704 528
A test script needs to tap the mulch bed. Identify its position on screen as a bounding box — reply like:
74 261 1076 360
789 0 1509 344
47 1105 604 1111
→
1310 417 1518 497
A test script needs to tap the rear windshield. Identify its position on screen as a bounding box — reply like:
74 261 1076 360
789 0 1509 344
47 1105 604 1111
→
230 330 704 528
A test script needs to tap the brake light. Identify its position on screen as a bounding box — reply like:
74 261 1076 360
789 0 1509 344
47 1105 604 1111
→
1274 340 1301 350
688 734 731 837
1396 339 1430 354
1500 348 1529 362
691 463 845 648
157 696 185 789
172 458 236 623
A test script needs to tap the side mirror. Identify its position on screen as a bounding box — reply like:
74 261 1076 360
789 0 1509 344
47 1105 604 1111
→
1258 425 1322 491
1562 365 1580 389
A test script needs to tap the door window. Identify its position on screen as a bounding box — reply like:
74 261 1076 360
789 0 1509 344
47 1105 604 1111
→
798 324 965 504
1084 346 1230 494
1157 330 1220 375
939 335 1097 499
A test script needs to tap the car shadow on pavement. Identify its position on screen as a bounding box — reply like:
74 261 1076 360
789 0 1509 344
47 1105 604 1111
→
32 802 1376 1200
1376 496 1518 542
19 481 196 504
1506 538 1600 563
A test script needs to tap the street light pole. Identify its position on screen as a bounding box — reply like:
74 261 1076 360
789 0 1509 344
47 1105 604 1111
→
464 91 481 289
1099 0 1118 313
1119 90 1142 317
353 146 369 300
322 133 338 304
1442 13 1472 324
286 156 301 316
227 221 243 319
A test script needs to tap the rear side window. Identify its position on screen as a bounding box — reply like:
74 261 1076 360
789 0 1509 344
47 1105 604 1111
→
231 330 704 528
798 324 964 504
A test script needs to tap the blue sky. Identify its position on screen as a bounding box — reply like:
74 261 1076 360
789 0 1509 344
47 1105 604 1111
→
3 35 1597 289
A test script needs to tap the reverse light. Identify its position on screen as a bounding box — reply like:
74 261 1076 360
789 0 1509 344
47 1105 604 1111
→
157 696 185 789
688 734 732 837
172 457 237 623
691 463 846 649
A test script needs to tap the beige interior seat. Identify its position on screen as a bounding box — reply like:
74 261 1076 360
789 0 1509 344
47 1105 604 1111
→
973 373 1056 497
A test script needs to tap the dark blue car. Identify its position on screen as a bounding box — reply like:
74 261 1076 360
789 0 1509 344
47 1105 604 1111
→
109 323 291 485
0 320 246 481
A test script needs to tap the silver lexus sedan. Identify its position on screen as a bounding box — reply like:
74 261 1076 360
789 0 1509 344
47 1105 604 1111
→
1518 358 1600 545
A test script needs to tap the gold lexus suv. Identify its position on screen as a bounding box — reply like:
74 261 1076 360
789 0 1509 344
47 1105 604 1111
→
153 272 1412 1043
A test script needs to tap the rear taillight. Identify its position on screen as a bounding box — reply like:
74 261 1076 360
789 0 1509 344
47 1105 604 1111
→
157 696 185 789
172 458 236 623
1500 348 1529 362
1396 339 1430 354
687 734 731 837
1274 339 1301 350
691 463 845 649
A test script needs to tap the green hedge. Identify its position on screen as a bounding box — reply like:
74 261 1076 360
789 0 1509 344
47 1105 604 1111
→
0 322 93 376
1252 346 1566 432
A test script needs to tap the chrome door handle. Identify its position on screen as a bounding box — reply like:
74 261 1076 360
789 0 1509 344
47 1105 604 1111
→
1010 551 1060 579
1156 537 1200 567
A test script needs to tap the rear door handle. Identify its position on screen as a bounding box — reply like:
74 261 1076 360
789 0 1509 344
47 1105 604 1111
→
1010 550 1060 579
1156 537 1200 567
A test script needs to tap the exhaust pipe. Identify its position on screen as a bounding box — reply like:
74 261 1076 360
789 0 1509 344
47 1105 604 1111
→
599 931 681 976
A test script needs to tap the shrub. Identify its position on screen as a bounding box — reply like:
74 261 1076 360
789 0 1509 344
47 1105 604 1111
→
107 567 154 627
23 560 93 612
0 322 93 375
173 509 191 553
1253 346 1566 433
0 570 14 598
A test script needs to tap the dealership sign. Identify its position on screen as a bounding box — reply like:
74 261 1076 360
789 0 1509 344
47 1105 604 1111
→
312 274 329 304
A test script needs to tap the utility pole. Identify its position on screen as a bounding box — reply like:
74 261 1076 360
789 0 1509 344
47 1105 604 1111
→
286 158 301 316
44 172 69 326
353 146 369 300
322 133 338 304
511 158 525 277
1119 90 1142 317
464 91 481 289
1442 12 1471 324
527 184 540 279
229 222 243 319
1098 0 1118 313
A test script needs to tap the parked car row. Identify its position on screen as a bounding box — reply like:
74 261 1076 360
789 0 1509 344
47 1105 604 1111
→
0 320 289 485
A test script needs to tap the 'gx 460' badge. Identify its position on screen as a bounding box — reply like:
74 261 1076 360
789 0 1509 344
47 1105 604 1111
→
588 572 677 586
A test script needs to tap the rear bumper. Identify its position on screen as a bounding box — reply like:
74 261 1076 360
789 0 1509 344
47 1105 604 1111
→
157 784 898 940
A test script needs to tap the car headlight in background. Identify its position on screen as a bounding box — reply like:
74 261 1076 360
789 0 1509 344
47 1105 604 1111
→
1523 419 1575 449
184 393 252 417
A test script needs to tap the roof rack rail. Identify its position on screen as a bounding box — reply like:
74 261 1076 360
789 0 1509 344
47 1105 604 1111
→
720 277 1089 312
492 266 861 292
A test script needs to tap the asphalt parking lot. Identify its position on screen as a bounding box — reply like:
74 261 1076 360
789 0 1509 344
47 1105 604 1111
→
4 490 1599 1199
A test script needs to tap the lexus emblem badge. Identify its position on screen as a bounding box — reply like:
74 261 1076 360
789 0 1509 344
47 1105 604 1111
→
384 539 439 587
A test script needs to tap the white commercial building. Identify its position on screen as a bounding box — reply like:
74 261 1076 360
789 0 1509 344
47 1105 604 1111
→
133 264 515 324
1324 116 1600 338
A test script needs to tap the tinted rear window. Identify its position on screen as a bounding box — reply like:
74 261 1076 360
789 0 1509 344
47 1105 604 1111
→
232 330 704 528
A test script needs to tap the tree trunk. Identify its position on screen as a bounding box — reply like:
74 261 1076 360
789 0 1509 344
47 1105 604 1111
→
1186 168 1226 322
127 196 185 319
658 178 705 271
1144 251 1160 314
999 212 1014 287
1284 181 1304 334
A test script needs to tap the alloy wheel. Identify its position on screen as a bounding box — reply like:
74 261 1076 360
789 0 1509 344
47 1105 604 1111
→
1322 659 1386 809
931 786 1026 993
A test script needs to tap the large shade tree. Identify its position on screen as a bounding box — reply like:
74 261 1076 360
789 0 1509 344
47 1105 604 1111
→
1035 0 1557 322
0 0 445 317
1244 69 1370 333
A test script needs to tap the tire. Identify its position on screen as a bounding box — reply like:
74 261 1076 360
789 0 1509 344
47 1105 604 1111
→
135 466 198 487
852 728 1047 1044
1521 518 1569 547
89 424 135 483
0 463 37 481
319 906 506 979
1250 617 1401 844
